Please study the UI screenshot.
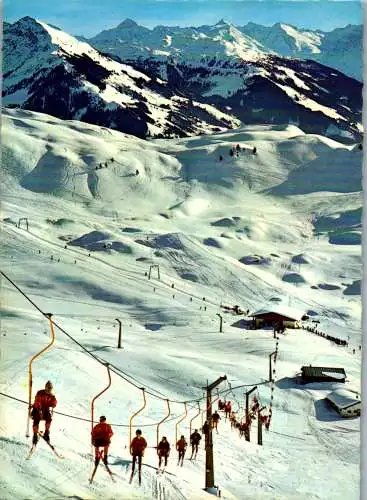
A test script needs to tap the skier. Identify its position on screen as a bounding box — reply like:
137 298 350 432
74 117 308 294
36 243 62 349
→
190 429 201 459
202 420 210 436
219 155 223 161
157 436 170 469
31 381 57 444
224 401 232 420
91 415 113 466
130 429 147 482
176 435 187 466
218 399 224 411
212 411 221 433
135 169 140 176
252 146 257 155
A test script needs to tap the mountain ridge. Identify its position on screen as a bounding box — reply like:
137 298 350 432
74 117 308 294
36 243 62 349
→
3 17 363 141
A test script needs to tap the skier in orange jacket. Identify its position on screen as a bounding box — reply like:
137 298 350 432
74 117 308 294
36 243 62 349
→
31 381 57 444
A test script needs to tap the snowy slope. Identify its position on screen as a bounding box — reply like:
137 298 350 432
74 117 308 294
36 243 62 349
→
1 109 362 499
3 17 240 139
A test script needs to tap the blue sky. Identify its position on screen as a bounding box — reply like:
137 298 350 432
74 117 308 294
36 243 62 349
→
4 1 363 37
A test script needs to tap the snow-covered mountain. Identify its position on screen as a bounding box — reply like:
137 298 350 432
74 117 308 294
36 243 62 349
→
3 17 240 139
89 19 363 141
89 19 363 81
4 17 363 142
1 107 362 499
241 22 362 82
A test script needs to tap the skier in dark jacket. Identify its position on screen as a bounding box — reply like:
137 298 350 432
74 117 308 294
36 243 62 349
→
190 429 201 459
212 411 221 432
31 381 57 444
202 420 210 436
157 436 170 468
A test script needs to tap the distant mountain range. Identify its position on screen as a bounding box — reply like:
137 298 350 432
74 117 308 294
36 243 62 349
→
89 19 363 82
3 17 363 141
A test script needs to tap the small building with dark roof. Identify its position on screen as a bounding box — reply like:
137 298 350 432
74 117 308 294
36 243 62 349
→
250 305 304 329
301 366 346 384
326 389 361 417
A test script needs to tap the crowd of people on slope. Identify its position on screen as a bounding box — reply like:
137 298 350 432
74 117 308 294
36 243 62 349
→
218 144 257 162
302 324 349 347
218 397 271 440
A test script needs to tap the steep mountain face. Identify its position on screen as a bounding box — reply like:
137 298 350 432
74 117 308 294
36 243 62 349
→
3 17 240 139
89 20 363 141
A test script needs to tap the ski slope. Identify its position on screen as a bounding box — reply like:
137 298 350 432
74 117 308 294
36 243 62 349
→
0 108 362 499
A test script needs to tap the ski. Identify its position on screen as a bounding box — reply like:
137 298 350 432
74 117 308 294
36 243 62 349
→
104 462 115 482
129 470 135 484
129 471 141 486
25 444 37 460
89 463 99 484
38 431 64 459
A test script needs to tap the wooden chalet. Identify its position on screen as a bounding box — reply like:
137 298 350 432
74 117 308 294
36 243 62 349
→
249 305 304 329
301 365 346 384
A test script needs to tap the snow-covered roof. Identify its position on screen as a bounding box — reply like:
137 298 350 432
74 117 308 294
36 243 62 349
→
322 371 345 380
326 389 361 409
250 305 305 321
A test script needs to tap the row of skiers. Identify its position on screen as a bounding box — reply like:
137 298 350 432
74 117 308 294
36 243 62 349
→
29 381 207 470
95 157 140 176
92 422 204 470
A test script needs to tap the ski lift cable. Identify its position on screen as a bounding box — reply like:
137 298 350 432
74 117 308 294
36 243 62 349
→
1 271 269 409
0 391 201 427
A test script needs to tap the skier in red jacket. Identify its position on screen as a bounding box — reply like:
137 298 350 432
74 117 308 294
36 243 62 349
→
130 429 147 479
91 416 113 465
176 435 187 466
31 381 57 444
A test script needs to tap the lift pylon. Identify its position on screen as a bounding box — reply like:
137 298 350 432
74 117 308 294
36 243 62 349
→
129 388 146 447
26 313 55 438
156 399 171 447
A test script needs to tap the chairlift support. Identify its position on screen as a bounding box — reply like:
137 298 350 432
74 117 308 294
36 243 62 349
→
189 401 201 436
129 388 146 447
175 403 188 443
26 313 55 438
156 399 171 447
91 363 111 434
